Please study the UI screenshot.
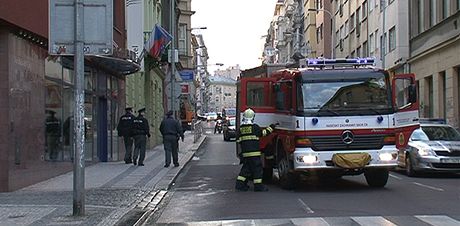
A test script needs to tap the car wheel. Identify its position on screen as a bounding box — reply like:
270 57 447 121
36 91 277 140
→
364 168 389 188
405 154 417 177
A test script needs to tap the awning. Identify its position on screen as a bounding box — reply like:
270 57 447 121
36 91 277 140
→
88 55 140 76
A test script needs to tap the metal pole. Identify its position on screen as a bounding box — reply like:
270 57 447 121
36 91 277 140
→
73 0 85 216
170 0 176 118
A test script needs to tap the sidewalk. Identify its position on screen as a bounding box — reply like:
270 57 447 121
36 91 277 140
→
0 132 206 226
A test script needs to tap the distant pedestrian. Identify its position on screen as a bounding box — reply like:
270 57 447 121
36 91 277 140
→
45 110 61 160
132 108 150 166
160 110 184 167
117 107 135 164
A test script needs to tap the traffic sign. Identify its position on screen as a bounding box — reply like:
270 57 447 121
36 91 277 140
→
49 0 113 55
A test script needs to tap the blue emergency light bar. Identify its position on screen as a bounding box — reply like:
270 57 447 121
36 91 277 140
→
305 57 375 67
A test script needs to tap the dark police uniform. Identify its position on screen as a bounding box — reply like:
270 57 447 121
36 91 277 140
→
132 108 150 166
236 123 275 191
160 111 184 167
45 111 61 160
117 108 135 164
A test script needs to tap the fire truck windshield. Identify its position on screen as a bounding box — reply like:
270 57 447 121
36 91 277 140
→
299 73 392 116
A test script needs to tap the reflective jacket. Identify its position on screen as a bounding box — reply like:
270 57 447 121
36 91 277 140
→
237 124 274 158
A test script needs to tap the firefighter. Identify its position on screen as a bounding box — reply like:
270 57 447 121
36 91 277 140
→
117 107 135 164
132 108 150 166
235 108 276 192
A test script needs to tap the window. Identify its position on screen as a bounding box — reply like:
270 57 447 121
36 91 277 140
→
374 29 379 52
418 0 424 33
363 41 369 57
380 0 385 11
344 20 349 37
350 13 355 30
442 0 450 19
340 25 344 39
275 82 292 111
369 33 374 53
178 24 187 55
395 78 412 109
389 26 396 51
369 0 374 12
426 76 434 117
246 82 271 107
356 7 361 36
362 1 368 18
351 50 355 58
430 0 437 27
439 71 446 119
357 46 361 57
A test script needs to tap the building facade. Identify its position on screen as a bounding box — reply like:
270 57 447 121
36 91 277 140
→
409 0 460 126
0 0 138 191
205 76 237 113
126 0 166 147
214 65 241 81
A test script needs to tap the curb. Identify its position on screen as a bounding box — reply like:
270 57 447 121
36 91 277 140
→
115 135 207 226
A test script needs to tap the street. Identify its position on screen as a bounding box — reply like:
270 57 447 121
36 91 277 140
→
146 122 460 225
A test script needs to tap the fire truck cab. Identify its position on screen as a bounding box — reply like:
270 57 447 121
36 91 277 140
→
236 58 419 189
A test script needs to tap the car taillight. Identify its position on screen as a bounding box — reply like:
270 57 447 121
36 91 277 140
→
384 135 395 145
296 137 312 147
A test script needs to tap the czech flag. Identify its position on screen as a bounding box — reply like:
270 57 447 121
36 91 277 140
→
144 24 173 59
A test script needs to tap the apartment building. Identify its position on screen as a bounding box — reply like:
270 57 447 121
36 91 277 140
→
409 0 460 126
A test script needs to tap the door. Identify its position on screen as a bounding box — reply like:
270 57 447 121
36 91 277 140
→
392 73 419 149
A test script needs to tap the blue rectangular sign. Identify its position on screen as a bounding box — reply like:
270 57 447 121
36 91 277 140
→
179 70 194 81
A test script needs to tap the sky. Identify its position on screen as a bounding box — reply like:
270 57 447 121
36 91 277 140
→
191 0 277 72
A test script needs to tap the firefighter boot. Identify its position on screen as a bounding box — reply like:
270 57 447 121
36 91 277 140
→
235 180 249 191
254 183 269 192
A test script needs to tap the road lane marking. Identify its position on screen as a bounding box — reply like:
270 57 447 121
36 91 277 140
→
297 198 314 214
412 182 444 192
351 216 397 226
389 174 403 180
291 217 330 226
415 215 460 226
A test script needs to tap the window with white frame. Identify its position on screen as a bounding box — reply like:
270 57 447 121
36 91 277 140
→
178 24 187 55
389 26 396 51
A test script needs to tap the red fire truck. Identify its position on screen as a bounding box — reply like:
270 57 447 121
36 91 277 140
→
236 58 419 189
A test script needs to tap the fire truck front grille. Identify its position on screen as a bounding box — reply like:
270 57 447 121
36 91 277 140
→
309 135 384 151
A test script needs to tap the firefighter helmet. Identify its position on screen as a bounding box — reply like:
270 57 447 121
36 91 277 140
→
243 108 255 120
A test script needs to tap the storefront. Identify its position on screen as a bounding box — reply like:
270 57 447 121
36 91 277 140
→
0 27 139 191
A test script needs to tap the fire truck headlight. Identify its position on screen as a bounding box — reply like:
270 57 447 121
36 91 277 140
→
296 155 318 164
379 152 396 161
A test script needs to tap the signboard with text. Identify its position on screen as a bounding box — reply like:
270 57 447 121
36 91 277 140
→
49 0 113 55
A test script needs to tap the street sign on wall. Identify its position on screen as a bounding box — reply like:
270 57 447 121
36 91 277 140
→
49 0 113 55
179 70 194 81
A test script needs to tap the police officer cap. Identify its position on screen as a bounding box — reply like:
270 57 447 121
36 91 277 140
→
138 107 146 113
125 107 133 111
166 110 173 116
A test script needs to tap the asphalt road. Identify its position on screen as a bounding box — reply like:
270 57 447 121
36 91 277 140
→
147 122 460 225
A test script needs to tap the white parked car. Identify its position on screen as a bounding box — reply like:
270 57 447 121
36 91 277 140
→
206 112 217 121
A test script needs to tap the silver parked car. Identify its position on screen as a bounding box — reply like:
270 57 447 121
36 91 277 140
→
398 119 460 176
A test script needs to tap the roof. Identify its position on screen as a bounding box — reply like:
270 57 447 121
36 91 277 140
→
207 76 236 85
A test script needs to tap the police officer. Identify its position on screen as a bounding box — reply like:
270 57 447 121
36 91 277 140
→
160 110 184 167
45 110 61 160
132 108 150 166
117 107 135 164
235 108 276 192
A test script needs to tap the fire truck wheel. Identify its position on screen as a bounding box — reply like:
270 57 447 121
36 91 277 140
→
364 168 389 188
278 156 298 190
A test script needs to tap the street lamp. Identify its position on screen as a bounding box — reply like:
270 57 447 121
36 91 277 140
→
308 8 335 58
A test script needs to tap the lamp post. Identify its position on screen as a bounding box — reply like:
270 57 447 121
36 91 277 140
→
308 8 335 58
